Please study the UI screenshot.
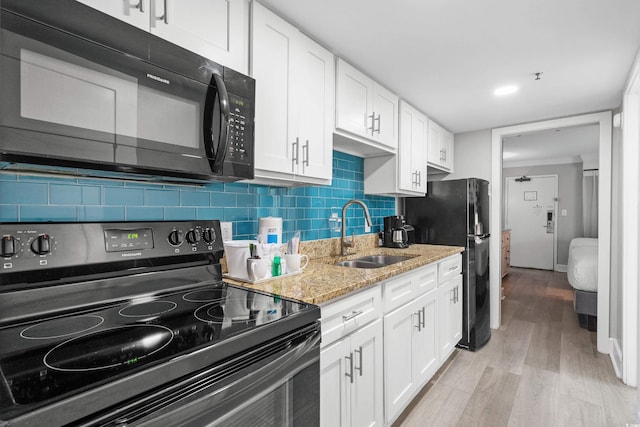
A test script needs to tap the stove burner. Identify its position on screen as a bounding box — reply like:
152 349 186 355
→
20 315 104 340
44 325 174 372
119 301 177 318
194 300 258 325
182 289 230 303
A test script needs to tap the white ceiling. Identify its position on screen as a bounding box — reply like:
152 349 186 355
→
502 124 599 167
258 0 640 133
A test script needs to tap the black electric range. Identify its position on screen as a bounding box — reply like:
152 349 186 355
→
0 221 320 427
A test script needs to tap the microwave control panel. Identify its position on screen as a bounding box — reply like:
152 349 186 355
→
227 94 252 165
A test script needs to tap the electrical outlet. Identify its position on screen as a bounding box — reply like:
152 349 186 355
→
220 222 233 241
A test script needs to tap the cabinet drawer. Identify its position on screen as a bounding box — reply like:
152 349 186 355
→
438 254 462 284
383 263 437 313
320 285 382 347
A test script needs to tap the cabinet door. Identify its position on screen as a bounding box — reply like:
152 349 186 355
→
149 0 248 73
411 109 427 193
372 83 398 149
427 119 443 167
321 338 351 427
451 275 463 345
294 36 334 180
441 130 454 171
413 290 439 386
383 301 417 424
437 281 454 362
350 319 384 427
251 3 296 176
397 102 414 192
336 59 372 138
76 0 150 30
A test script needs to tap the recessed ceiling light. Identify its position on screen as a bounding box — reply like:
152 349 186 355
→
494 85 518 96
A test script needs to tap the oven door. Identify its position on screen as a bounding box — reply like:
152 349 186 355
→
80 323 320 427
0 6 230 181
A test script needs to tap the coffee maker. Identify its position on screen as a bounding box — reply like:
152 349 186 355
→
382 215 414 248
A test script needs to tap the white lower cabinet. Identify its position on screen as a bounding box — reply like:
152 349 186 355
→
383 289 437 424
320 255 462 427
320 319 384 427
437 274 463 362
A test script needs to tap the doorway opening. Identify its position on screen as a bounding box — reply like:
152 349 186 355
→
491 112 612 356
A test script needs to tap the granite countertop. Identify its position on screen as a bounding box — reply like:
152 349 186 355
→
224 241 464 305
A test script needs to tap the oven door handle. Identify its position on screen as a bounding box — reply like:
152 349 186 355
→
204 72 230 174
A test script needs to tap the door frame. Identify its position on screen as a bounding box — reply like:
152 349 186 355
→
504 174 559 271
491 111 612 355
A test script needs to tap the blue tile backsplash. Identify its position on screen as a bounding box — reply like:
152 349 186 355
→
0 151 396 242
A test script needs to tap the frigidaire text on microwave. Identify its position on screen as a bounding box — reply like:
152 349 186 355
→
0 0 255 183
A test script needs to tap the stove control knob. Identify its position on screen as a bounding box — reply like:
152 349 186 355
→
168 230 183 246
1 235 16 257
31 234 51 255
202 228 216 243
186 229 201 244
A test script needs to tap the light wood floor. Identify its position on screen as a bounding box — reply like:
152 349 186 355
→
394 267 637 427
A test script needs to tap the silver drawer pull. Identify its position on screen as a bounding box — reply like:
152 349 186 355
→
448 265 458 271
342 310 363 322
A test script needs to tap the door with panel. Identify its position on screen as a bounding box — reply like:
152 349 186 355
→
292 35 333 180
75 0 149 30
149 0 248 73
251 3 296 176
349 319 383 427
505 175 557 270
320 337 351 427
336 60 372 138
371 84 398 150
412 289 438 385
383 299 416 424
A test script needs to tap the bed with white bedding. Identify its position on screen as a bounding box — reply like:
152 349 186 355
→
567 238 598 292
567 237 598 331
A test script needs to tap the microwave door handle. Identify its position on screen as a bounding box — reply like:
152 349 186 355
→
207 73 230 174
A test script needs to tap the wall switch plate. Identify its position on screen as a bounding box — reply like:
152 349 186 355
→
220 222 233 241
561 209 568 217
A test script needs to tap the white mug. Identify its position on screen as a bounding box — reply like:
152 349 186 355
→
283 254 309 273
247 258 269 281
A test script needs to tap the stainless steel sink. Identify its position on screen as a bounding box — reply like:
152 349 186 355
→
334 254 413 269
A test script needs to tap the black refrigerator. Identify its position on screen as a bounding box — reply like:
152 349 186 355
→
404 178 491 351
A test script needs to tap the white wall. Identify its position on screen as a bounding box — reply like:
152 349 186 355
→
437 129 492 182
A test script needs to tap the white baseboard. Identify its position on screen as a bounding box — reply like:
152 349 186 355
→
555 264 568 272
610 337 623 379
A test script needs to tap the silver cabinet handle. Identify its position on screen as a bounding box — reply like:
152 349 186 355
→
303 139 309 167
130 0 144 13
368 113 375 135
417 171 422 186
354 346 363 377
448 265 457 272
374 114 381 134
450 288 455 303
421 306 426 328
342 310 363 322
345 352 354 383
291 137 299 171
156 0 168 24
440 148 444 162
414 311 422 331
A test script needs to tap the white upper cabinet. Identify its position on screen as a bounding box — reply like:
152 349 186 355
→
363 100 427 196
335 59 398 157
75 0 249 74
251 2 334 186
427 119 455 173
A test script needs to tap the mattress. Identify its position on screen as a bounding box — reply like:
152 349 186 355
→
567 238 598 292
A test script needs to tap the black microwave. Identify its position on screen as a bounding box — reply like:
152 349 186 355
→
0 0 254 183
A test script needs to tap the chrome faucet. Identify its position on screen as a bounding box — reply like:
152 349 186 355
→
341 199 373 256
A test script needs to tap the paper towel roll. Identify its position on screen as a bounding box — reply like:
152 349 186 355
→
259 217 282 244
